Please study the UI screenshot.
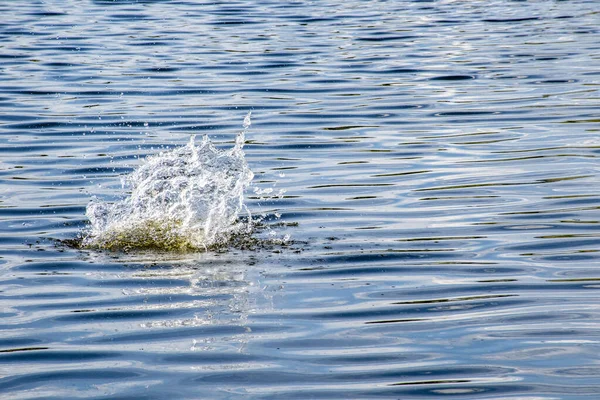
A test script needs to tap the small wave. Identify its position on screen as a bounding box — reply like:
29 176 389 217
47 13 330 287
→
82 113 254 252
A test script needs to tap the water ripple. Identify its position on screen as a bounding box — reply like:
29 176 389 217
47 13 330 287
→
1 0 600 398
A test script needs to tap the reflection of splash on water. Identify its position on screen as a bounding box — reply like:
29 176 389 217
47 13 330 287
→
125 258 275 354
134 264 254 329
82 113 254 252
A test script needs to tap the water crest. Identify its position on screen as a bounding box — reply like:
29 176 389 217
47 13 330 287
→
82 113 254 252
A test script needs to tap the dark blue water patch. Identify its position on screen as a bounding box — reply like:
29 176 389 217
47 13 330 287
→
210 19 263 26
504 238 600 252
139 67 181 73
106 13 157 20
291 16 339 24
548 196 600 207
0 53 30 59
13 260 122 273
0 206 86 217
54 308 184 322
44 61 83 68
258 62 300 69
552 367 600 377
485 327 600 339
86 393 179 400
369 281 600 302
432 110 504 117
0 369 145 392
0 311 18 319
483 17 541 23
297 264 526 281
129 41 174 47
574 28 599 34
188 365 513 386
428 75 476 81
541 253 599 261
24 45 88 53
356 35 418 42
302 298 530 322
66 166 132 176
532 79 579 84
0 349 122 363
0 143 68 152
296 265 448 277
315 250 459 265
434 19 469 25
370 67 424 75
6 88 226 97
92 0 171 5
25 11 67 17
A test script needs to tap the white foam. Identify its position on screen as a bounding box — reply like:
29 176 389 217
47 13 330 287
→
83 113 254 251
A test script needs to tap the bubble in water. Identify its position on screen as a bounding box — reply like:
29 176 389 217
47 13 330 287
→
82 113 254 252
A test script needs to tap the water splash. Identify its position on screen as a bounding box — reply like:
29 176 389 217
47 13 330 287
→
82 113 254 252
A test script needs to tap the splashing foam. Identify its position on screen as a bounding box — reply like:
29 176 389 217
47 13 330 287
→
83 113 254 252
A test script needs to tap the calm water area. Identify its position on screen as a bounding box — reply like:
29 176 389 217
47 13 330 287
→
1 0 600 398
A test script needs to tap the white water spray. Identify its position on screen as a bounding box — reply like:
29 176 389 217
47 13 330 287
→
83 113 254 251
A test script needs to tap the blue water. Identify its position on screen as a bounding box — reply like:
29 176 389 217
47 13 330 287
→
1 0 600 398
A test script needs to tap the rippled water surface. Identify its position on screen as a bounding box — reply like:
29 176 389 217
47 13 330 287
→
2 1 600 398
